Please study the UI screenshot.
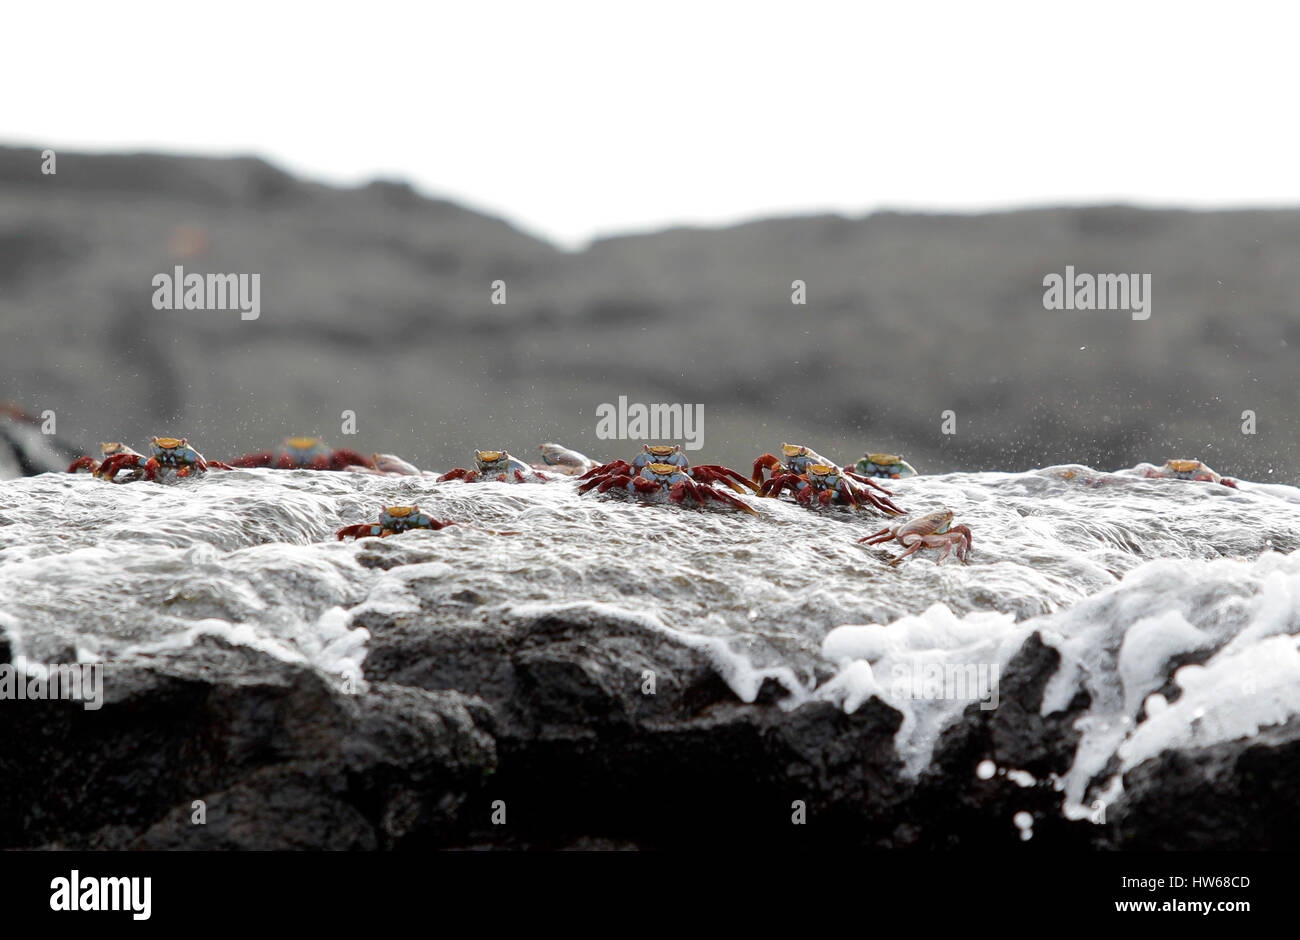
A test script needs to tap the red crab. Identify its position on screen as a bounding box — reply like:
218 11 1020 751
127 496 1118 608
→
82 437 233 482
858 509 972 565
336 505 519 539
227 437 376 471
752 442 904 514
577 444 759 514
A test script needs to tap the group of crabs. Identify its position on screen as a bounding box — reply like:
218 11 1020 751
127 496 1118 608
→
65 435 1239 568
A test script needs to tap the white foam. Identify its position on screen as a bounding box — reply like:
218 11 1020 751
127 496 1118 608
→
815 547 1300 817
1118 633 1300 770
818 603 1028 773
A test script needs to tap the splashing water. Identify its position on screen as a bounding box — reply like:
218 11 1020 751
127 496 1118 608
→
2 464 1299 819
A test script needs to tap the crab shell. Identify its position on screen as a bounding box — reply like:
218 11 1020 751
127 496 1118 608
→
859 453 918 477
474 450 530 475
641 461 687 483
149 437 203 463
895 508 955 537
633 444 690 469
804 463 844 486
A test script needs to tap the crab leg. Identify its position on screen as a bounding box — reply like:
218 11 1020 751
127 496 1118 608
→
758 474 801 499
857 526 896 544
951 525 973 561
669 478 758 515
843 470 895 495
578 459 632 481
886 536 931 567
337 524 382 540
693 464 760 493
94 453 142 479
699 483 759 515
863 490 905 516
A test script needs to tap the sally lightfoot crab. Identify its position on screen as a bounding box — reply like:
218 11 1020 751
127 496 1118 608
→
854 452 919 479
438 450 552 483
228 437 376 471
858 509 972 565
758 462 904 514
1141 459 1238 488
80 437 233 481
581 444 758 492
578 445 759 513
753 443 903 511
336 505 519 539
67 442 143 475
532 442 599 476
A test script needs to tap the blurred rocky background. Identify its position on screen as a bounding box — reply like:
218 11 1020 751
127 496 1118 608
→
2 144 1297 480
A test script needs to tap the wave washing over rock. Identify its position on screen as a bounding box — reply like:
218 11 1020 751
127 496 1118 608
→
1 464 1298 849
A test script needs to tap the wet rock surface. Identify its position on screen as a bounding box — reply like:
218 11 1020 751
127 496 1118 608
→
3 613 1286 850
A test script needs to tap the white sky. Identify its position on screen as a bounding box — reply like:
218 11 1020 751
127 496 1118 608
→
6 1 1299 247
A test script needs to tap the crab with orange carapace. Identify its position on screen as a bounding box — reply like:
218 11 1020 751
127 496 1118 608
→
577 444 759 513
1142 459 1237 488
84 437 233 482
757 462 903 514
753 442 903 511
227 437 376 471
854 453 919 480
67 442 143 475
438 450 552 483
336 505 519 540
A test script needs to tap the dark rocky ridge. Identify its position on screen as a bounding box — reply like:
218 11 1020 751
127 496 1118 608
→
2 145 1297 482
1 609 1291 850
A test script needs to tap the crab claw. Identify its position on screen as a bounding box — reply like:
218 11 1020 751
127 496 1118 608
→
752 454 783 484
329 448 376 470
67 456 100 473
336 523 381 541
94 453 145 480
579 459 633 481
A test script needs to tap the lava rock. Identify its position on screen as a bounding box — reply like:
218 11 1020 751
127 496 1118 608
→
1106 716 1300 849
0 636 494 850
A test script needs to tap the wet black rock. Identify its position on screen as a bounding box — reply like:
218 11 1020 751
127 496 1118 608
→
908 632 1095 849
0 637 495 850
1105 717 1300 850
0 612 1284 849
